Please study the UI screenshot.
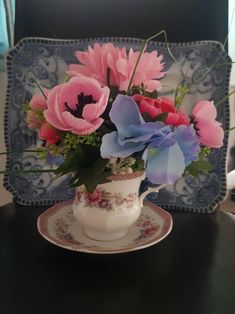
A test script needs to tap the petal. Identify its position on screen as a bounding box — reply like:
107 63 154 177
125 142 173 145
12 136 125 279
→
77 118 103 135
143 80 161 91
44 109 71 131
192 100 217 121
173 125 200 165
138 99 160 118
27 110 42 129
61 111 102 134
101 132 146 158
59 77 102 109
197 121 224 148
29 93 47 110
118 80 130 92
145 143 185 185
110 94 142 138
166 111 190 126
47 84 64 111
47 84 68 128
119 122 169 144
116 58 129 77
82 86 110 122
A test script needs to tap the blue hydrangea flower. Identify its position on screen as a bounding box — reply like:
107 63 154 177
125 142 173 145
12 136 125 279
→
101 94 200 185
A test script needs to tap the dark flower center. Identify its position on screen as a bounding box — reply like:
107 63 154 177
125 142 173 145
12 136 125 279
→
65 92 96 118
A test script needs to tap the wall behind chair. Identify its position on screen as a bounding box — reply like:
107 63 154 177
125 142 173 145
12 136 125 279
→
15 0 228 45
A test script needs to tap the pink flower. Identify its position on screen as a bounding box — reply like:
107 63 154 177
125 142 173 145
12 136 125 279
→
68 43 165 92
99 200 108 209
133 95 190 126
165 110 190 127
117 49 165 92
27 92 48 129
192 100 224 148
44 75 110 135
86 188 102 204
68 43 127 87
39 122 61 145
76 191 82 202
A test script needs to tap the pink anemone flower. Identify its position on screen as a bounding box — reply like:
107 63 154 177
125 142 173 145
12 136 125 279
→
44 75 110 135
192 100 224 148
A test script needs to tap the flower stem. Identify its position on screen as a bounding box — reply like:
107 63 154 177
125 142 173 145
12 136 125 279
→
0 150 40 156
127 30 179 95
215 89 235 107
26 72 47 100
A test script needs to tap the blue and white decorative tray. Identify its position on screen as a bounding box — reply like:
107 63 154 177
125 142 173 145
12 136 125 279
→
4 37 231 212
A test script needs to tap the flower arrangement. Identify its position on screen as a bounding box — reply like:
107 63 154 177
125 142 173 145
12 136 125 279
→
23 41 224 192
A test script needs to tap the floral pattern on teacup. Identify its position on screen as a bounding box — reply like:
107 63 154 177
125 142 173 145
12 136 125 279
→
74 187 137 211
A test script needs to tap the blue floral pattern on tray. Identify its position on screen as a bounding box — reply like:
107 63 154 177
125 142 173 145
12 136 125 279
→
4 37 231 212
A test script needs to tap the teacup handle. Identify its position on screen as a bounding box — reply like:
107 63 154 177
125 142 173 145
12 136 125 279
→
139 184 166 207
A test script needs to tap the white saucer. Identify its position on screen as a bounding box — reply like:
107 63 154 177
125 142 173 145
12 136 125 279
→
37 200 173 254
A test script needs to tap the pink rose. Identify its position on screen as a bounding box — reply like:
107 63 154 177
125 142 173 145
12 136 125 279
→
133 95 190 126
192 100 224 148
39 122 61 145
133 94 162 117
27 92 48 129
44 75 110 135
165 110 190 127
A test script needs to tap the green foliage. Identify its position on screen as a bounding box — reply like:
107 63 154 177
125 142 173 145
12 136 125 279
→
62 133 101 151
186 147 214 176
23 100 45 125
131 157 144 172
54 145 111 192
141 112 168 123
142 89 158 99
22 101 30 112
36 145 64 160
174 85 189 108
129 83 158 99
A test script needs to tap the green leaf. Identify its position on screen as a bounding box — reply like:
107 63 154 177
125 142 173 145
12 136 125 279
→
79 158 110 192
155 112 168 122
141 112 168 123
54 146 84 176
131 157 144 172
186 163 200 177
141 112 155 122
55 144 111 191
186 159 215 177
142 89 158 99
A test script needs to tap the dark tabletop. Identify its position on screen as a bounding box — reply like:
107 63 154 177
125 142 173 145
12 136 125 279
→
0 202 234 314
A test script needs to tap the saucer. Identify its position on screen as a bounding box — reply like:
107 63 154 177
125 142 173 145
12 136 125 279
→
37 200 173 254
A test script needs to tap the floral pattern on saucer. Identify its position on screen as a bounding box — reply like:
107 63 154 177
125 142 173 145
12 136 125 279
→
37 200 173 254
